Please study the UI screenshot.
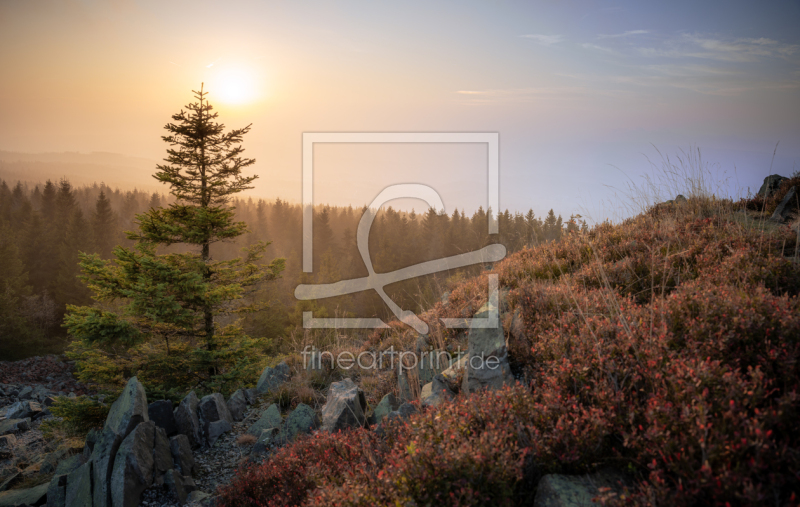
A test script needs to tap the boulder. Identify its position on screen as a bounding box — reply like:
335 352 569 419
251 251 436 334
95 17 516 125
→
0 482 48 506
386 402 418 424
153 426 173 482
206 419 232 447
0 472 20 493
110 420 155 507
462 300 515 395
164 469 197 505
770 186 797 223
417 349 450 386
243 388 258 405
148 400 177 436
397 372 415 404
440 354 468 392
246 404 282 437
758 174 787 198
104 377 149 439
368 393 400 426
0 418 29 436
5 401 41 420
674 194 687 203
198 393 233 446
251 427 280 455
0 435 15 451
54 454 83 476
169 434 197 477
226 389 247 422
321 378 367 432
533 468 628 507
83 428 101 461
66 461 93 507
47 474 67 507
17 386 33 400
91 429 123 507
420 375 455 408
187 490 212 504
256 362 290 394
277 403 318 444
173 391 202 449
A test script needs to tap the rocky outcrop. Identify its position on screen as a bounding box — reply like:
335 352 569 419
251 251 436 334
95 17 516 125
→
5 400 43 420
759 174 787 198
148 400 177 437
321 378 367 432
256 362 290 395
47 474 67 507
246 404 282 437
226 389 247 422
0 418 30 436
0 482 49 506
153 427 173 482
65 462 93 507
164 469 197 505
462 301 515 394
770 186 797 223
169 435 197 477
110 420 155 507
250 403 318 455
369 393 400 426
173 392 202 450
420 375 455 408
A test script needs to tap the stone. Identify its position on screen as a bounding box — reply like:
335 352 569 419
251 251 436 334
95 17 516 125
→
17 386 33 400
417 348 450 386
148 400 177 436
54 454 83 476
369 393 400 426
41 447 71 475
770 186 797 223
110 420 156 507
0 434 15 450
243 388 258 405
104 377 149 439
0 472 20 493
0 482 48 507
758 174 787 198
251 427 279 455
0 418 29 436
440 354 468 392
198 393 233 446
186 490 211 504
66 462 93 507
226 389 247 422
153 426 173 481
277 403 318 444
83 427 101 461
675 194 687 203
173 391 202 449
461 299 515 395
47 474 67 507
91 429 123 507
256 361 290 394
397 372 415 404
420 375 455 408
169 434 197 477
533 468 628 507
386 402 418 424
164 469 197 505
246 404 282 437
206 419 232 447
321 378 367 432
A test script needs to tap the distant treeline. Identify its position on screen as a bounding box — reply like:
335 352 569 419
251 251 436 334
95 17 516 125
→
0 177 583 359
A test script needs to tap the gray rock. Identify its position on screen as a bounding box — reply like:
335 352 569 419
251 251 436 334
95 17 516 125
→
277 403 318 444
251 427 279 455
0 482 48 506
41 447 72 475
243 388 258 405
675 194 687 203
153 426 173 482
186 490 211 504
91 429 123 507
758 174 787 198
0 472 20 493
418 349 450 386
440 354 468 393
397 372 415 404
198 393 233 446
17 386 33 400
104 377 149 439
321 378 367 432
110 420 155 507
206 419 232 447
0 434 15 450
420 375 455 408
246 404 282 437
47 474 67 507
66 461 93 507
461 300 515 395
226 389 247 422
386 402 418 423
83 427 101 461
533 468 628 507
148 400 177 436
369 393 400 426
0 418 29 436
169 434 197 477
164 469 197 505
770 186 797 223
173 391 202 449
54 454 83 476
256 361 290 394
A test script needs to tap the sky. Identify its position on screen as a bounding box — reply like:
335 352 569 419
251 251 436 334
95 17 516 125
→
1 0 799 221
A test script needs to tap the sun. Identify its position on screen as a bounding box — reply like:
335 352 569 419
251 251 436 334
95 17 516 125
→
209 67 260 106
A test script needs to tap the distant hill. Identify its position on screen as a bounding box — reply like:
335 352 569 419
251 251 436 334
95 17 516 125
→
0 150 162 191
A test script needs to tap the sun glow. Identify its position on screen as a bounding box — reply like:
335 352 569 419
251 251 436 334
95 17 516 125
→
208 66 261 106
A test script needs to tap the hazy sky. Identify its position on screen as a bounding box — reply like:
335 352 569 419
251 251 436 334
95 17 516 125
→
1 0 799 220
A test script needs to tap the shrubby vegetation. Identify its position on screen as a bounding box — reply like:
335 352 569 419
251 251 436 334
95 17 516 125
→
218 191 800 506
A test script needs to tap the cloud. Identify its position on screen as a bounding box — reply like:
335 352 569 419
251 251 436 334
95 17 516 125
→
597 30 649 39
580 43 620 55
637 34 800 62
520 34 564 46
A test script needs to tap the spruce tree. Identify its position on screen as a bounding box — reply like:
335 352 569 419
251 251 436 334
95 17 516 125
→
92 190 117 259
65 84 285 392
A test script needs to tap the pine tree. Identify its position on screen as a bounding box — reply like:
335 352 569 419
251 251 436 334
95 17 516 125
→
92 191 117 259
65 85 285 390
